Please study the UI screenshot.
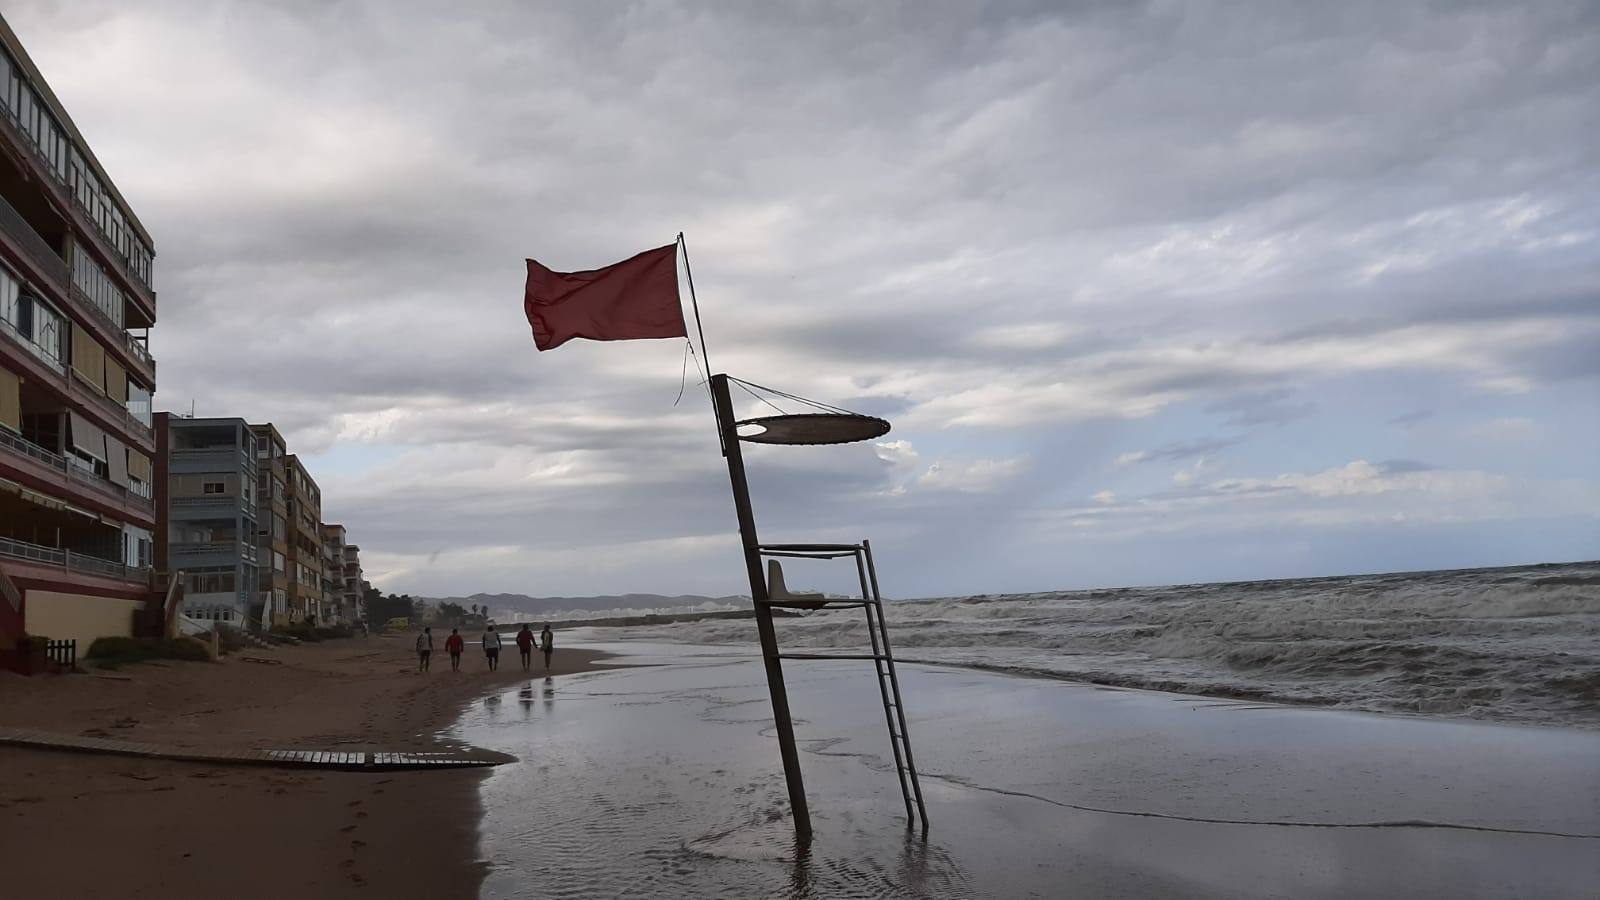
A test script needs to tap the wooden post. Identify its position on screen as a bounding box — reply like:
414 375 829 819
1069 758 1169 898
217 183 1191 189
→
710 373 812 839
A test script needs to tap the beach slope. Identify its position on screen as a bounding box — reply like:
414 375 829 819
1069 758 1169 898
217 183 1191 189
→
0 634 612 899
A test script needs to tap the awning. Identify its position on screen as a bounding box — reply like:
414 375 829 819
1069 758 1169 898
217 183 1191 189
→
106 434 129 487
62 502 98 520
22 488 63 511
67 410 108 461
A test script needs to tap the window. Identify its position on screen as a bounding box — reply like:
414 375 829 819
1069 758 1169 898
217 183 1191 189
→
126 382 152 427
203 481 225 494
71 245 125 329
1 280 66 369
185 569 236 594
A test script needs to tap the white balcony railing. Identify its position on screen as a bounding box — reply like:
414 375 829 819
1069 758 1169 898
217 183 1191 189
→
0 535 150 584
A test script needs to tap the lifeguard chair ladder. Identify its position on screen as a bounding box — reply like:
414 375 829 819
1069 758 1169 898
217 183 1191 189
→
707 372 929 838
758 542 928 830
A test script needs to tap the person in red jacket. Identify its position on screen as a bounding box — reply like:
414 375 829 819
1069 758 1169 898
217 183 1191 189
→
515 624 535 671
444 628 465 672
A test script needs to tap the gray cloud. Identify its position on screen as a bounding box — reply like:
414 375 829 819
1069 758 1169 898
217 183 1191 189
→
11 0 1598 595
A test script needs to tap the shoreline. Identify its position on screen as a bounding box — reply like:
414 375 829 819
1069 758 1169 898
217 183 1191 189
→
0 634 618 899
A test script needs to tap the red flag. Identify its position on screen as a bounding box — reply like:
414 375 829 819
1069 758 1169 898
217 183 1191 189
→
524 244 686 351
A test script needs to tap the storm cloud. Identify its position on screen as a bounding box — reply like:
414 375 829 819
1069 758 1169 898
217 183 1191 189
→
12 0 1597 596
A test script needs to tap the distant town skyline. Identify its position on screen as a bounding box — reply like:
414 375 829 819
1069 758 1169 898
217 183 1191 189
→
13 1 1597 598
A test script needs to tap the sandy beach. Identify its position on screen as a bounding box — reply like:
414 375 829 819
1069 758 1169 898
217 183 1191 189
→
0 634 614 899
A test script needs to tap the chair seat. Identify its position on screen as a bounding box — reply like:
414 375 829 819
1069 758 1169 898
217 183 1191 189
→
765 560 829 608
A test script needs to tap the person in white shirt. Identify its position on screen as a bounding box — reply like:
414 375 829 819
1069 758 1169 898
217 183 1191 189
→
482 625 502 671
415 627 433 672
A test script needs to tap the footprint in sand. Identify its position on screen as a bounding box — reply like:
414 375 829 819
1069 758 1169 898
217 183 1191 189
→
355 811 368 819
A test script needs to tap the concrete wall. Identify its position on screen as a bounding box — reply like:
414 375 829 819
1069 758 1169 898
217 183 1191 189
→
25 589 139 648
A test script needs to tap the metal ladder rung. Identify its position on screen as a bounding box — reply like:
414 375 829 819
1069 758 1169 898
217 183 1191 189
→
769 538 927 830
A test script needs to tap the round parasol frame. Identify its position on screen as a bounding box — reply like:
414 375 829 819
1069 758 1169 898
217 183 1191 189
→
734 413 891 446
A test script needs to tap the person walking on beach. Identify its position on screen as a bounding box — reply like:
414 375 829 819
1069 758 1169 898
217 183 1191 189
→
516 624 535 671
483 625 502 671
445 628 465 672
416 627 433 672
540 623 554 671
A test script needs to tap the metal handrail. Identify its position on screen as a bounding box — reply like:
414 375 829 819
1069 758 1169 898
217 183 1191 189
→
171 540 250 555
0 190 68 287
0 535 65 566
0 316 67 374
0 535 149 583
0 560 22 614
0 424 69 472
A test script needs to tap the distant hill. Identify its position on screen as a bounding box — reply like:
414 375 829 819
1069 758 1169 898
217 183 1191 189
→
420 592 747 620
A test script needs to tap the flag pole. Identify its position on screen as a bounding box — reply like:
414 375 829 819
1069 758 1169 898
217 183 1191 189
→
678 232 726 454
677 233 714 382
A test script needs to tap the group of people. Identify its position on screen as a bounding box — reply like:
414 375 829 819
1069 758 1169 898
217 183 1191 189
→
414 623 554 673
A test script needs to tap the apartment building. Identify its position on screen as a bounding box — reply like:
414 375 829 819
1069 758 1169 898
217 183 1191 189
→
154 415 259 627
285 454 324 623
319 524 367 625
343 542 365 624
0 15 160 651
248 423 290 624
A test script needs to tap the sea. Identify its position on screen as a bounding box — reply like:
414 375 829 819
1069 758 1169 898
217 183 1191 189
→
606 560 1600 728
457 561 1600 898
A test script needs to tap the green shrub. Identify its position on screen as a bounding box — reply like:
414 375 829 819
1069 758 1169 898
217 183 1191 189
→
87 635 211 668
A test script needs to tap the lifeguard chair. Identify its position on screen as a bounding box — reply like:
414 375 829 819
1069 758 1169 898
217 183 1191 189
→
709 374 928 837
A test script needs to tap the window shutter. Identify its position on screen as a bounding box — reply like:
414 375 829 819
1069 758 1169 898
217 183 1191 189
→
66 410 108 461
0 365 19 431
106 434 129 486
71 323 105 392
128 449 152 482
105 358 127 403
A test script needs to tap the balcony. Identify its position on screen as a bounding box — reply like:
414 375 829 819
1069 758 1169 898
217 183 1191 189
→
170 540 258 567
0 534 150 585
169 447 250 470
2 316 154 450
0 424 155 525
0 106 155 320
70 282 156 384
68 370 154 447
0 189 67 291
170 494 254 517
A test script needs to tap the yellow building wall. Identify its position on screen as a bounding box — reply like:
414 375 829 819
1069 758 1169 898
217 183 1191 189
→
25 590 139 648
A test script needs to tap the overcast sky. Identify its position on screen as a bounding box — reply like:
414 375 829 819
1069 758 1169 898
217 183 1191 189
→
13 1 1598 598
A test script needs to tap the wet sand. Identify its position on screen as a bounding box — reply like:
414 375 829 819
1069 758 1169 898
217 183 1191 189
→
461 638 1600 898
0 634 613 899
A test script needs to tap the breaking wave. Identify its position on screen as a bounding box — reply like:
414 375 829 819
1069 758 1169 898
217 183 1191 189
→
612 562 1600 727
